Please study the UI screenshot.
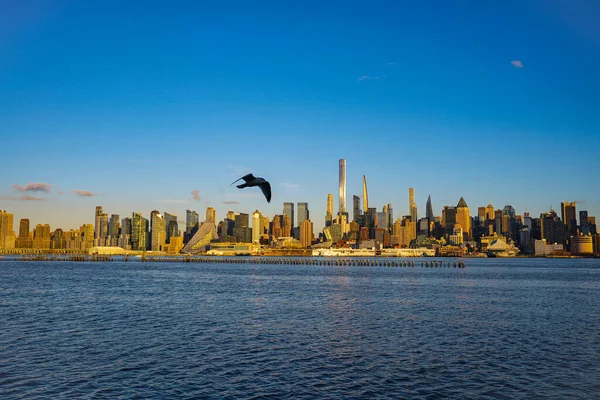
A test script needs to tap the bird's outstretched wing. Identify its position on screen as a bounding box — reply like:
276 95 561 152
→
230 173 256 186
258 181 271 203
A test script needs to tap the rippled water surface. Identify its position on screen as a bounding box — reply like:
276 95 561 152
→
1 258 600 399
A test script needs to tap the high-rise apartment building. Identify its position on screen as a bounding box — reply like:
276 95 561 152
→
0 210 16 249
561 201 577 236
326 194 334 227
94 206 103 240
339 159 347 216
150 210 166 251
164 212 178 243
442 206 457 236
456 197 471 240
486 204 495 221
15 218 33 248
186 210 199 234
409 188 417 224
108 214 120 246
233 213 251 243
33 224 51 249
387 203 394 229
132 212 149 251
362 175 369 212
352 195 361 222
300 219 313 248
541 209 567 245
283 202 294 229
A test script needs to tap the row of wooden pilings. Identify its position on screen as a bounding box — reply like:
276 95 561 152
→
11 254 466 268
145 256 466 268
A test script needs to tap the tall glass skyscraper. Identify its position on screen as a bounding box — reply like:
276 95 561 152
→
283 202 295 229
186 210 199 235
297 202 309 226
339 159 347 216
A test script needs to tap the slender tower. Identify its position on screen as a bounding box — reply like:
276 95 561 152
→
326 194 334 226
94 206 103 240
362 175 369 213
339 159 347 215
426 195 433 221
409 188 417 223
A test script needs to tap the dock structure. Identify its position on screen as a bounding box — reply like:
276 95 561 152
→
7 253 466 268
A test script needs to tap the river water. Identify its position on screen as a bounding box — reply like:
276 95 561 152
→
1 258 599 399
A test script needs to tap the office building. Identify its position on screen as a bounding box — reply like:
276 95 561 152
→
15 218 33 248
164 212 178 243
352 195 361 222
426 195 433 221
363 175 369 213
150 210 166 251
326 194 334 227
206 207 216 223
561 201 577 237
283 202 294 230
132 212 149 251
409 188 417 224
186 210 199 234
0 210 16 249
300 219 313 248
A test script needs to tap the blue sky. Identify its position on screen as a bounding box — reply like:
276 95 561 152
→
1 0 599 232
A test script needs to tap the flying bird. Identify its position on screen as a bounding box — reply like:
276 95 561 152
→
230 173 271 203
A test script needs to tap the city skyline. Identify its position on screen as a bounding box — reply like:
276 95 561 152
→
1 2 599 231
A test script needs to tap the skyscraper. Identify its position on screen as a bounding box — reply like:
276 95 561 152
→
362 175 369 212
326 194 334 226
409 188 417 224
164 212 178 242
352 195 361 222
339 159 347 216
561 201 577 236
15 218 32 249
206 207 216 223
132 212 149 251
0 210 16 249
108 214 120 246
150 210 166 251
283 202 294 229
297 202 309 226
186 210 199 235
300 219 313 248
456 197 471 240
94 206 103 240
252 210 261 243
387 203 394 229
426 195 433 221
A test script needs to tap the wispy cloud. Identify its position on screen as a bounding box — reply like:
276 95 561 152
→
281 182 299 189
223 200 240 205
72 190 96 197
358 75 387 82
154 199 189 204
191 190 201 201
20 195 46 201
12 182 52 193
510 60 524 68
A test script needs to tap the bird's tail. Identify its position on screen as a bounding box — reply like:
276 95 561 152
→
236 183 248 189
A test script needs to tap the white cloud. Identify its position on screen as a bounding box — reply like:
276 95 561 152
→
511 60 524 68
12 182 52 193
72 190 96 197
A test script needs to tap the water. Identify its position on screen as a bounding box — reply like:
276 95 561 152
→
1 258 599 399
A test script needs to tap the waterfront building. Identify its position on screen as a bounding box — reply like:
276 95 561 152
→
300 219 314 248
540 209 566 245
534 239 564 256
571 235 593 255
271 214 282 239
323 224 342 243
120 217 132 249
339 159 347 216
449 224 463 246
0 210 16 249
15 218 33 249
362 175 369 213
326 194 334 227
164 235 184 255
561 201 577 237
33 224 51 249
107 214 120 246
185 210 199 235
233 213 251 243
181 220 219 254
376 211 387 229
409 188 417 224
594 234 600 254
352 195 361 222
150 210 166 251
163 212 177 243
131 212 149 251
387 204 394 229
50 229 65 250
80 224 94 250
